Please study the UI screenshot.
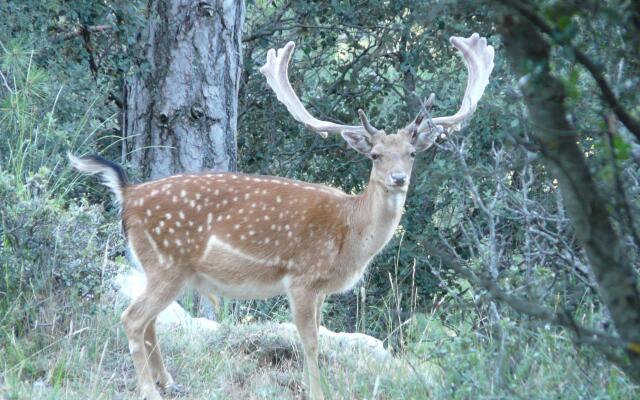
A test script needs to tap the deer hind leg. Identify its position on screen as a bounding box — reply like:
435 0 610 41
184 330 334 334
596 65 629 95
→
315 293 326 331
144 317 184 396
289 287 325 400
122 277 186 400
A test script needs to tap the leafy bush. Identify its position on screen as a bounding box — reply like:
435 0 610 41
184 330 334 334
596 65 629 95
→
0 167 122 338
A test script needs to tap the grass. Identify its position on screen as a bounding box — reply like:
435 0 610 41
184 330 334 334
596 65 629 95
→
2 282 638 400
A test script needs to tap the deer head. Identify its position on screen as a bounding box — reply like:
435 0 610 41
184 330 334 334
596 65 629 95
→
260 33 495 192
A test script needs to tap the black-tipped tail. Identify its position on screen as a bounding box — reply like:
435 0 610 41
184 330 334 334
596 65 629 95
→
68 153 128 205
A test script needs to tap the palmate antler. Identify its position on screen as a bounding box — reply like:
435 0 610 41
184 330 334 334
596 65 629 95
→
407 33 495 136
261 33 494 144
260 42 379 138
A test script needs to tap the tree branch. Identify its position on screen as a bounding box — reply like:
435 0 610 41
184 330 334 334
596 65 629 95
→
505 0 640 142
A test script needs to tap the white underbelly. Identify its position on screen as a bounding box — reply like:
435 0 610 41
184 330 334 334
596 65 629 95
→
192 273 288 300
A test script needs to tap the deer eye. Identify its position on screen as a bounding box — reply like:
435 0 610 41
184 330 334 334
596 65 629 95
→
410 152 416 158
371 153 382 161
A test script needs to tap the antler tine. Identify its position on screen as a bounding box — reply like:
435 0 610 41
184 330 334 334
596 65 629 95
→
418 33 495 135
260 42 365 138
357 109 382 136
405 93 436 135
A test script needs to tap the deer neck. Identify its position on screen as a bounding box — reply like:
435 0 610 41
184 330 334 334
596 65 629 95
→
349 176 406 260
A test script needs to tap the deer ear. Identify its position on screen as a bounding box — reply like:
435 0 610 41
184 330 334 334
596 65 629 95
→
412 128 441 152
341 131 373 154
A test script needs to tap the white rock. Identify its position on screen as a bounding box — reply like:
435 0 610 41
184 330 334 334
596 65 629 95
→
114 269 220 332
114 270 390 361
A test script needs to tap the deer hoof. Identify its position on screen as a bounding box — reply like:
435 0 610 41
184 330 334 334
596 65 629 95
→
161 383 186 397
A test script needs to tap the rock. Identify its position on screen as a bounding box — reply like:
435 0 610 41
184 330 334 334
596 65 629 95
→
113 270 390 361
113 269 220 332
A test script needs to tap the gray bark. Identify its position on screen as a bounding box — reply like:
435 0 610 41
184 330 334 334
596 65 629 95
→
497 8 640 382
125 0 244 179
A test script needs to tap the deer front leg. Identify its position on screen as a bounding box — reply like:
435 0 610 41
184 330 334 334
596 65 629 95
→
289 288 324 400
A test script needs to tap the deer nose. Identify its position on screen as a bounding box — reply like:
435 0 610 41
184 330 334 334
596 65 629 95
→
390 172 407 186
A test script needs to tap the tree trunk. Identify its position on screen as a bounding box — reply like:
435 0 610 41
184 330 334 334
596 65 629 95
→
496 6 640 382
124 0 244 179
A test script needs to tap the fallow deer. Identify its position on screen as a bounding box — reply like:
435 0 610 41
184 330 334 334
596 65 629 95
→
70 33 494 400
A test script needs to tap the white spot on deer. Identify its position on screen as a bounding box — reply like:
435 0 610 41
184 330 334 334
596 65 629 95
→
216 215 223 222
169 228 175 234
288 231 293 238
276 196 282 203
195 192 201 200
179 211 185 219
244 193 250 200
234 224 240 230
155 204 161 210
196 204 202 212
264 237 270 244
198 225 203 233
233 196 238 202
172 195 178 203
175 239 182 247
249 230 255 236
238 209 244 214
180 190 187 198
190 200 196 208
270 224 276 230
188 220 194 227
154 227 161 235
207 213 213 224
262 189 268 195
226 215 231 220
159 220 165 228
176 221 182 228
146 209 152 217
150 189 159 196
279 212 284 219
165 213 172 220
240 235 246 240
214 189 220 195
163 239 169 248
253 178 262 182
222 199 228 206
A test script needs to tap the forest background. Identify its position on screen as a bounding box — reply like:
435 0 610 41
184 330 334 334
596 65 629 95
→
1 0 640 399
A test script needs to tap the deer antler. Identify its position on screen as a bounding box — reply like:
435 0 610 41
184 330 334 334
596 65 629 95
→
412 33 495 136
260 42 376 138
